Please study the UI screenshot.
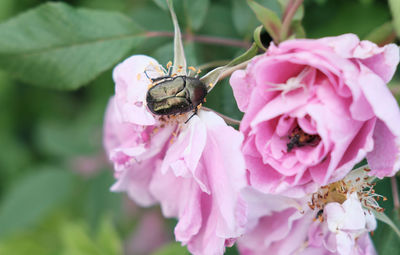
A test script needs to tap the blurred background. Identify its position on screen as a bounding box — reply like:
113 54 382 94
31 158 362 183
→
0 0 399 254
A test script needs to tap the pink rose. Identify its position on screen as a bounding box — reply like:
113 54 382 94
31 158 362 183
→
103 55 247 254
230 34 400 196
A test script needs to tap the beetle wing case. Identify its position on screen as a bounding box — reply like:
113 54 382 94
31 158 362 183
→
146 76 208 116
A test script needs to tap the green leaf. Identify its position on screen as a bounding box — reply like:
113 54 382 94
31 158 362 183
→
61 222 100 255
233 0 281 38
373 210 400 254
365 22 395 45
389 0 400 38
84 171 121 230
278 0 304 21
184 0 210 31
232 0 258 37
0 2 145 90
373 210 400 239
247 0 282 43
253 25 267 51
290 20 306 38
96 217 122 255
152 242 189 255
36 120 99 157
167 0 187 75
303 1 390 38
0 213 69 255
153 0 169 10
0 167 74 238
152 41 198 67
61 218 122 255
200 43 258 92
0 0 13 22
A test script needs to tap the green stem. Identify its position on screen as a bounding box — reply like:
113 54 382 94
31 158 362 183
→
218 60 251 81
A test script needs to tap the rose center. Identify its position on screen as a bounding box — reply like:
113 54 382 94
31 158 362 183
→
308 169 386 221
286 125 320 152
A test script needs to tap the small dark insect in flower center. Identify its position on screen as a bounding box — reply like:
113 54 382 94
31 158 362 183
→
286 125 320 152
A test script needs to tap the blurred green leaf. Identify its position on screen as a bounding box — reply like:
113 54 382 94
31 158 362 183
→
61 222 101 255
36 119 101 158
152 242 189 255
0 0 13 21
290 20 306 38
304 0 390 38
365 22 395 44
153 0 169 11
0 2 145 90
232 0 258 37
373 210 400 254
232 0 281 37
373 210 400 239
184 0 209 31
247 0 282 43
131 4 171 31
153 42 174 65
96 217 123 255
152 42 198 67
61 217 122 255
84 171 122 231
199 3 237 37
0 236 52 255
278 0 304 21
0 167 74 238
389 0 400 37
0 212 67 255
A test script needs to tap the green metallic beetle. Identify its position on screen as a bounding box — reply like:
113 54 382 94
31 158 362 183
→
146 75 208 116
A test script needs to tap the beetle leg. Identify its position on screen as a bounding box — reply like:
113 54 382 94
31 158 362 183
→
167 62 173 76
185 109 197 124
144 70 154 82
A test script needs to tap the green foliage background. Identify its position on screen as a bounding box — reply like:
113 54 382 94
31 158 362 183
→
0 0 399 254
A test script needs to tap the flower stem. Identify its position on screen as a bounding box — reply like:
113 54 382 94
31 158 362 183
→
146 31 251 49
280 0 304 42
